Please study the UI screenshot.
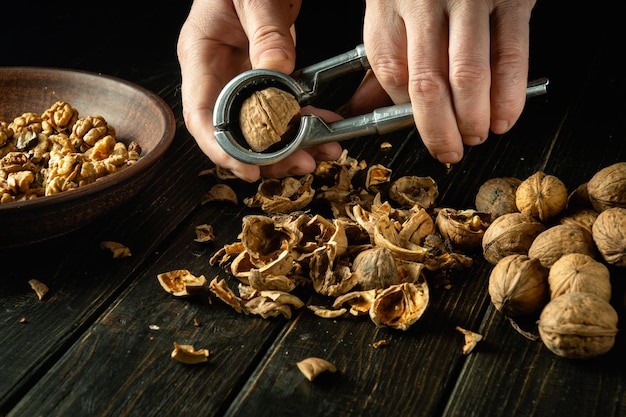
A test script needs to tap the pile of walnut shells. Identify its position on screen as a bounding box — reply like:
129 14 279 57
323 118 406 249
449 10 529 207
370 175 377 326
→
478 163 626 359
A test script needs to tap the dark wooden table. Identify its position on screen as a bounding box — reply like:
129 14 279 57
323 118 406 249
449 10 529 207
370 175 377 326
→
1 1 625 416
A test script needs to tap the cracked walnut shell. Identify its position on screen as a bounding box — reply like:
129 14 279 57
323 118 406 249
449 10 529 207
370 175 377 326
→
239 87 301 152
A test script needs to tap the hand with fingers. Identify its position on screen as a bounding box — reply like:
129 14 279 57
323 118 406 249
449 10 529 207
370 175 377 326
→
177 0 537 181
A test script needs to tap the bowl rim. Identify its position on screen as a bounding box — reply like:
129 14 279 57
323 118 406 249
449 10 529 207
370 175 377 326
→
0 66 177 213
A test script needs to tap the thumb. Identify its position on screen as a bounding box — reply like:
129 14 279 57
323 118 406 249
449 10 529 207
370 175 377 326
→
237 0 300 74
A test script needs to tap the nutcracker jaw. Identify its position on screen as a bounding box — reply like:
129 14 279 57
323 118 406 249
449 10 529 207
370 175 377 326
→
213 44 550 166
213 69 310 166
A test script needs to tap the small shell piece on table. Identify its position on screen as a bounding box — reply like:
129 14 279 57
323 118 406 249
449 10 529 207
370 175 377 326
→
157 269 208 297
100 241 132 258
296 357 337 381
455 326 483 355
171 342 209 365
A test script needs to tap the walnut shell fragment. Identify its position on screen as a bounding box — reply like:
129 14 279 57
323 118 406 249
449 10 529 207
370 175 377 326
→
538 292 618 359
157 269 208 297
201 183 238 205
100 241 132 258
171 342 209 365
28 278 49 300
435 208 490 250
388 175 438 209
244 174 315 213
194 224 216 243
369 280 429 330
455 326 483 355
297 357 337 381
239 87 301 152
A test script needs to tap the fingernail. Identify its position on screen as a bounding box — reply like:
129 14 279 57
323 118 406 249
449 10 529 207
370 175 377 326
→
463 136 483 146
258 48 290 68
436 152 461 164
491 120 510 134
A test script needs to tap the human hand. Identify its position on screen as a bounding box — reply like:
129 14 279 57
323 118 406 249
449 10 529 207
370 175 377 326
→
177 0 343 182
350 0 536 165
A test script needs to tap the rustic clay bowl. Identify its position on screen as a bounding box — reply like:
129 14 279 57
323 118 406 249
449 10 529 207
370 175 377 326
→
0 67 176 248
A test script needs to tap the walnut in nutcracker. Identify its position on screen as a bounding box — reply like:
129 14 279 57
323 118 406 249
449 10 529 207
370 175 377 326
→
515 171 568 223
239 87 302 152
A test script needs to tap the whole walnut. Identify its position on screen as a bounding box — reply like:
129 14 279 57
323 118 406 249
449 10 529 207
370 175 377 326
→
239 87 301 152
475 177 522 221
548 253 611 301
488 254 549 317
538 292 618 359
482 212 546 265
592 207 626 267
587 162 626 212
557 207 598 234
515 171 568 223
528 223 597 268
352 246 400 290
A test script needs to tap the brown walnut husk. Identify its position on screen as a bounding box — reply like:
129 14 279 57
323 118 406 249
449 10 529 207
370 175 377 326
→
488 254 549 317
475 177 522 221
592 207 626 267
587 162 626 212
538 292 618 359
528 223 597 268
548 253 611 301
239 87 301 152
515 171 568 223
482 212 546 265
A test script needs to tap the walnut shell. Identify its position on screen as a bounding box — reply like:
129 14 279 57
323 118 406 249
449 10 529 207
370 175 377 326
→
528 223 597 268
592 207 626 267
515 171 568 223
481 212 546 265
369 281 429 330
475 177 522 221
548 253 611 301
388 175 438 209
538 292 618 359
488 254 549 317
435 208 490 251
587 162 626 212
239 87 301 152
